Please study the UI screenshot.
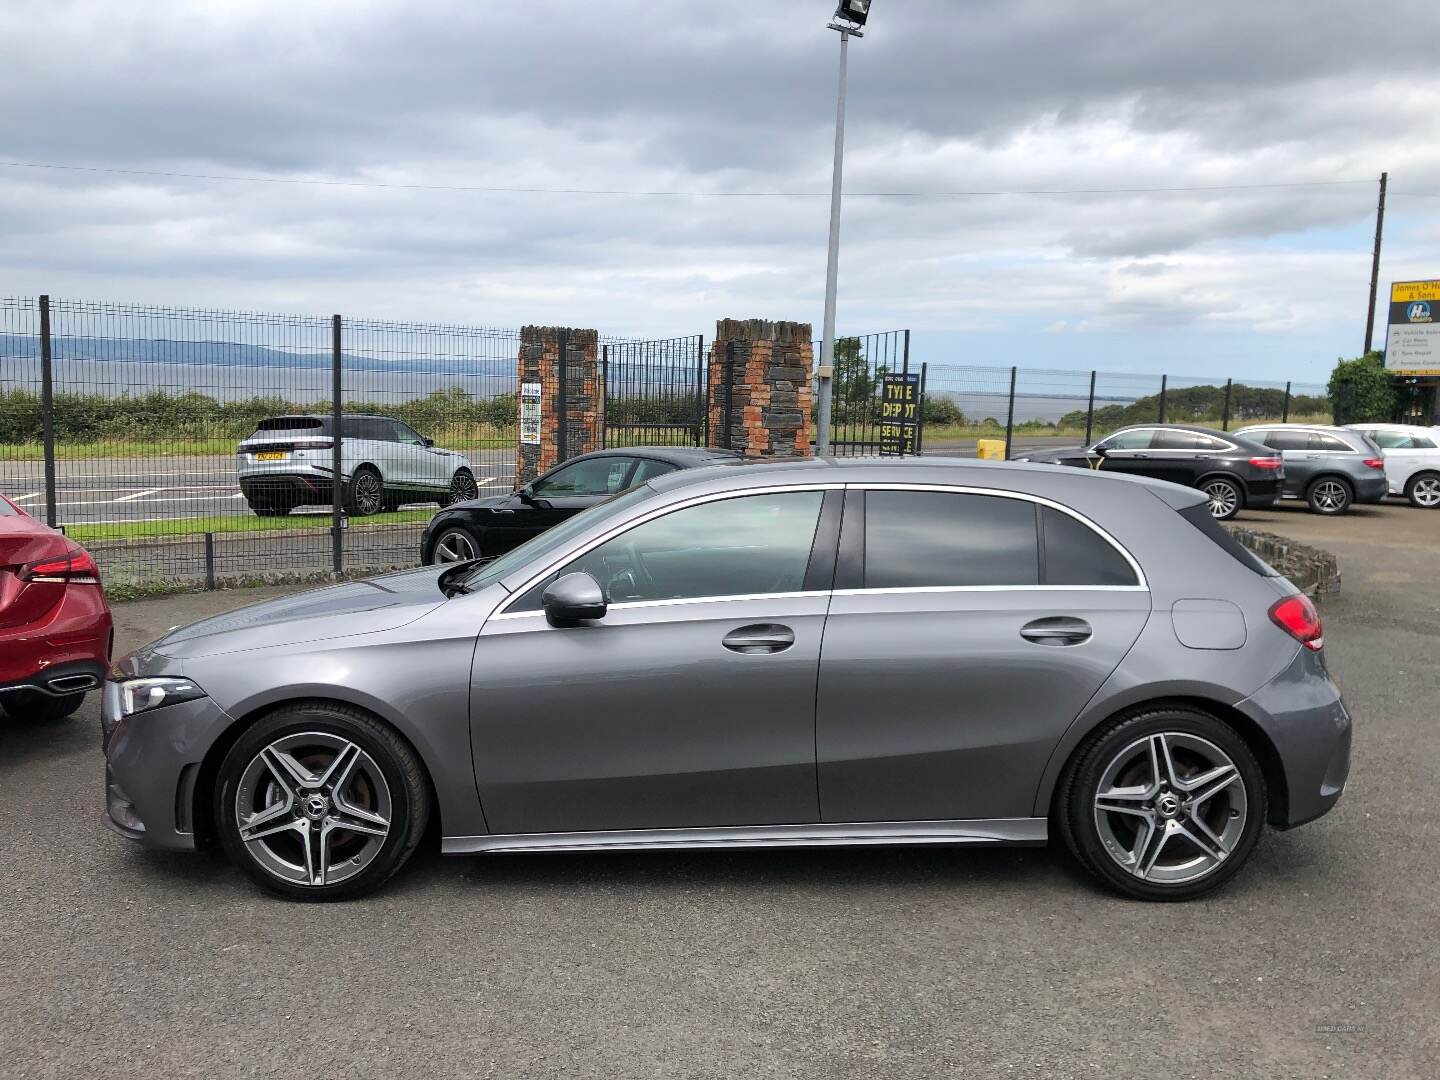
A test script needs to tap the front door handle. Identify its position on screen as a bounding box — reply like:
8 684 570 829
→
723 624 796 654
1020 617 1092 647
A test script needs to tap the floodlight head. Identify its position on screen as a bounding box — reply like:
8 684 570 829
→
834 0 871 28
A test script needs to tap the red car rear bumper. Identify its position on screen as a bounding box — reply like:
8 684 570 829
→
0 583 113 693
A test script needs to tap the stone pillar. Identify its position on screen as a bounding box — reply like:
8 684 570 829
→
515 325 602 487
708 319 814 458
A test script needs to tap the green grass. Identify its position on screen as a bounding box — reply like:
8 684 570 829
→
67 510 434 544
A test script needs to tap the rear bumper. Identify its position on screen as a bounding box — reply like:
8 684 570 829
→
238 471 343 506
1243 477 1282 506
0 586 112 689
1236 646 1351 828
1354 473 1389 504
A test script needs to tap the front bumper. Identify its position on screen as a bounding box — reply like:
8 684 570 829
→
100 678 235 850
1236 645 1351 828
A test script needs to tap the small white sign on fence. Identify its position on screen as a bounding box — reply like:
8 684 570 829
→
519 381 542 445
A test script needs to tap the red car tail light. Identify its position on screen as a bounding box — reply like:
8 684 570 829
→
1249 456 1283 470
1363 457 1385 470
19 547 102 585
1269 594 1323 651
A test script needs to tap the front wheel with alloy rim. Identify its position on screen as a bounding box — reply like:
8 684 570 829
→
1307 476 1352 515
1056 706 1266 901
446 469 479 505
345 466 385 517
429 525 480 564
1200 477 1243 520
214 704 429 901
1406 472 1440 509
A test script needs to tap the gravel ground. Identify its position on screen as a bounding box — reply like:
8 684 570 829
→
0 503 1436 1079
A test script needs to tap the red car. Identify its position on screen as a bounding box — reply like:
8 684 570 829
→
0 494 112 720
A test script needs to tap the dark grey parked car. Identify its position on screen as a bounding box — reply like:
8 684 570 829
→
102 458 1350 903
1235 425 1389 514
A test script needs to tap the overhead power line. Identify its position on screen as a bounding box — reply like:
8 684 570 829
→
0 159 1382 199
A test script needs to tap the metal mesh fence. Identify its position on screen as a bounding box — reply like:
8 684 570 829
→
602 336 706 449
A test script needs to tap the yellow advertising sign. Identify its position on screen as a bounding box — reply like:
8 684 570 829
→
1390 281 1440 303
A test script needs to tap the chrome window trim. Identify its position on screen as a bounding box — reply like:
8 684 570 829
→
1099 426 1238 454
495 483 844 616
851 482 1149 591
490 590 833 623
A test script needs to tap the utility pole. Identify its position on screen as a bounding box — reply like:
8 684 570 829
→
1364 171 1388 356
817 1 872 456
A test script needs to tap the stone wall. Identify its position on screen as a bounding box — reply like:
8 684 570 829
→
708 319 814 458
1225 526 1342 598
515 326 601 487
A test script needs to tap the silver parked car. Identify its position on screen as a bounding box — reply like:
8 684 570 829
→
102 458 1350 903
1234 424 1388 514
237 414 478 517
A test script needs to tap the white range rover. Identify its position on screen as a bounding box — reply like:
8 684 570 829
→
236 414 478 517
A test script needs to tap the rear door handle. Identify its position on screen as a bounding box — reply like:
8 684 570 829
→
1020 617 1092 647
723 624 796 654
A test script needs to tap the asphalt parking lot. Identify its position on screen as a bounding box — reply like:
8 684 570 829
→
1 503 1436 1079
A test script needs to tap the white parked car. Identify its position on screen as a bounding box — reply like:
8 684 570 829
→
1345 423 1440 509
237 414 478 517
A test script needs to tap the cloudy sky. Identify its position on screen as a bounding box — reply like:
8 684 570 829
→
3 0 1440 383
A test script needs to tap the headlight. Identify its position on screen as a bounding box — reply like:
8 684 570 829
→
117 677 206 717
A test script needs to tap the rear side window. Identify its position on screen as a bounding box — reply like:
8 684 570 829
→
1178 504 1278 576
864 491 1039 588
1258 429 1308 451
1414 434 1439 450
1309 433 1353 452
1040 507 1139 586
1366 430 1411 449
629 459 679 486
258 416 323 432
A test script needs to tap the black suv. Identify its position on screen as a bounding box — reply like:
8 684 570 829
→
1014 424 1283 520
420 446 739 564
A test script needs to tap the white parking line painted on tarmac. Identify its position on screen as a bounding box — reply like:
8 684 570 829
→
12 492 39 502
114 487 166 503
52 492 246 509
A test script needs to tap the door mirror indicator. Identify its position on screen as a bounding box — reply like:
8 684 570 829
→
543 572 608 627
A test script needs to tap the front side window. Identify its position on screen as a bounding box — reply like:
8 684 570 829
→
864 491 1039 588
533 457 636 496
392 422 427 446
533 490 825 606
1412 434 1438 450
1096 429 1154 451
1258 430 1308 451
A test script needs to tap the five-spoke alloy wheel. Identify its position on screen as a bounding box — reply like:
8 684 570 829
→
215 705 428 901
1406 473 1440 509
430 526 479 564
1057 706 1266 901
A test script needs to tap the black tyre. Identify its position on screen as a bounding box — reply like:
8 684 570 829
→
1306 476 1352 515
213 703 430 902
254 505 293 518
1405 472 1440 509
428 525 480 565
1198 477 1243 521
1 690 85 721
446 469 479 506
1055 705 1266 902
345 466 385 517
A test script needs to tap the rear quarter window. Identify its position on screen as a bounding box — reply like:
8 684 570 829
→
1178 504 1278 576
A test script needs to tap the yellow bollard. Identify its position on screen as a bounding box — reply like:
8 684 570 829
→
975 438 1006 461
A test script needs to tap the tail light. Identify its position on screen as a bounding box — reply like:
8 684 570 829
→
1249 456 1283 470
1269 594 1323 651
19 547 101 585
1363 457 1385 470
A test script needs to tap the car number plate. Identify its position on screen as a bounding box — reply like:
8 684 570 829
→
255 451 288 461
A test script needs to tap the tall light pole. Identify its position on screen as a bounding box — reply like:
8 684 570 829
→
817 0 871 457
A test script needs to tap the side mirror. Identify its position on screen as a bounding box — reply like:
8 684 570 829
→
1091 444 1109 457
517 485 536 505
542 572 608 627
423 436 436 448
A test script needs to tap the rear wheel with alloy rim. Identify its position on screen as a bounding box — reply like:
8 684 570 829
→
1406 472 1440 509
346 467 385 516
214 704 429 901
1056 706 1266 901
1200 477 1242 520
430 526 479 564
1306 476 1352 515
446 469 479 505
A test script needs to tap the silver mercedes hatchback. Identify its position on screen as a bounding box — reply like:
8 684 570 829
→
102 458 1351 902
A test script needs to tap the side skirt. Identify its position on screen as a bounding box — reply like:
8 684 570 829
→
441 818 1048 856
